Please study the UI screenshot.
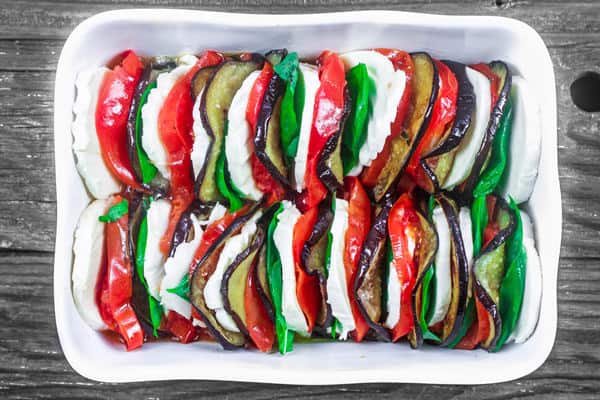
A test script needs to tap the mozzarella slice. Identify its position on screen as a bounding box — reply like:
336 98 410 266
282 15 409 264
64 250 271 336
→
72 199 110 330
459 207 474 276
72 67 121 199
273 201 309 335
326 198 356 339
160 214 202 319
142 55 198 180
384 259 401 329
510 211 542 344
293 64 320 192
191 88 210 179
226 70 262 200
443 67 492 189
143 199 171 299
429 206 452 325
500 76 542 204
204 211 262 332
340 51 406 176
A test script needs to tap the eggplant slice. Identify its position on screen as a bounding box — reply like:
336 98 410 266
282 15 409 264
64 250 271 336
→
354 194 394 341
473 195 515 350
190 66 219 100
435 194 471 346
254 74 292 190
299 198 334 331
420 61 475 192
189 202 263 349
460 62 512 196
195 59 264 203
369 52 439 202
168 200 214 257
407 205 439 349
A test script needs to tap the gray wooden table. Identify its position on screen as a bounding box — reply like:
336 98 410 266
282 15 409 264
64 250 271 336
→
1 0 599 398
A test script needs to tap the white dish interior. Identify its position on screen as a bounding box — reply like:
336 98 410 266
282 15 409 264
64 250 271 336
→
53 9 560 384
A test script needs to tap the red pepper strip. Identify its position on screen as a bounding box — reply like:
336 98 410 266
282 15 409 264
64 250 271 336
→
98 195 144 350
246 63 285 205
292 206 322 332
388 193 420 342
159 51 225 254
343 177 371 342
406 60 458 191
297 51 346 212
166 311 197 343
361 49 414 188
244 257 275 352
95 50 144 190
470 63 500 110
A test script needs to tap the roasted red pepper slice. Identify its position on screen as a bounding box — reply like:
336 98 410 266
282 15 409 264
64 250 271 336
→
98 196 144 350
361 49 414 188
95 50 144 190
245 258 275 352
406 59 458 191
297 51 346 212
470 63 500 109
246 63 285 205
292 206 322 332
343 177 371 341
388 193 421 341
166 310 197 343
159 51 225 254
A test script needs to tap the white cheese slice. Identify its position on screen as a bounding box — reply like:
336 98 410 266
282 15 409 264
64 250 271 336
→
443 67 492 189
72 67 121 199
226 70 262 200
141 55 198 180
500 76 542 204
384 259 401 329
191 88 210 179
204 211 262 332
160 214 202 319
340 51 406 176
293 64 320 192
143 199 171 299
510 211 542 344
459 207 474 276
326 198 356 340
72 199 110 330
273 201 309 335
428 206 452 325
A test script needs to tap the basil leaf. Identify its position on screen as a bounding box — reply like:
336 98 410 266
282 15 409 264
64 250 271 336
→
279 58 304 162
135 80 159 184
274 52 299 84
266 203 294 354
494 198 527 351
342 63 373 174
331 318 342 339
99 199 129 223
167 274 190 302
473 99 514 197
216 122 245 212
471 195 488 257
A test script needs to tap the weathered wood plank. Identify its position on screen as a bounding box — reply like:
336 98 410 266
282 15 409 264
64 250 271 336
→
0 253 598 397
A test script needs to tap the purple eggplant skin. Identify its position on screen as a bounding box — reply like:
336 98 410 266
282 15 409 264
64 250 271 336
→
473 195 515 351
298 198 334 331
316 88 351 193
254 245 275 323
423 61 475 163
168 200 214 257
254 74 293 190
189 202 263 350
435 194 471 346
221 226 266 338
461 61 512 196
375 52 439 202
354 195 394 342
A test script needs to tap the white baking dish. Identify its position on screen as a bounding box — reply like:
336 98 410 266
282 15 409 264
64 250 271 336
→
53 9 560 384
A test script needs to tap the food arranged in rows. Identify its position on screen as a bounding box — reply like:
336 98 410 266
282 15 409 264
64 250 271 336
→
71 48 542 353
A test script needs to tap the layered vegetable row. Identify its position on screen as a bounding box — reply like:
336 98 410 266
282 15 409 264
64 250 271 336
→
71 48 542 353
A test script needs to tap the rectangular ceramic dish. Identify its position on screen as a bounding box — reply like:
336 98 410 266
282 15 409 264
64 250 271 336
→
54 9 560 384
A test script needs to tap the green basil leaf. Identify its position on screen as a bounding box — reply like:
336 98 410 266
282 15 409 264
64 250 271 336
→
280 66 305 162
274 52 299 84
331 318 342 339
216 122 245 212
473 99 514 198
99 199 129 223
167 274 190 302
471 195 488 257
342 63 373 174
494 198 527 351
266 204 295 354
135 80 159 184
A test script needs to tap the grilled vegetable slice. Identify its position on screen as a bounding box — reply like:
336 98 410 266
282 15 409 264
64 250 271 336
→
196 59 263 202
189 203 262 349
190 66 219 99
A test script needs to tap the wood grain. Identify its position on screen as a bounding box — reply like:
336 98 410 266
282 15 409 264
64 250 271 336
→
0 0 599 398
